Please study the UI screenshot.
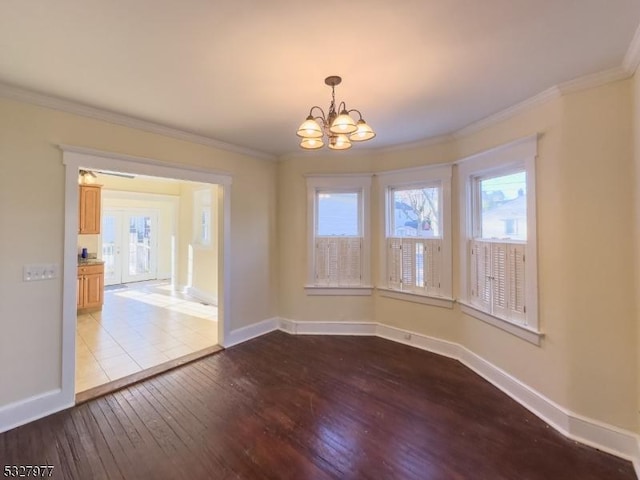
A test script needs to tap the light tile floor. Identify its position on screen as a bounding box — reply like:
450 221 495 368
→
76 281 218 393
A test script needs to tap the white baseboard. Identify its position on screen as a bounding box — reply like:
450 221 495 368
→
274 318 640 470
280 318 376 336
223 317 279 348
185 286 218 306
0 389 72 434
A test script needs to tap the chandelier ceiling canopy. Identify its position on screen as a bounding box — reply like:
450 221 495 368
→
296 76 376 151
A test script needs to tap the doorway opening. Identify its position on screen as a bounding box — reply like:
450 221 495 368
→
63 146 231 404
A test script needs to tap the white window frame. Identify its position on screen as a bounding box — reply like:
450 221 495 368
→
377 164 453 307
457 135 542 345
193 188 213 248
305 174 372 295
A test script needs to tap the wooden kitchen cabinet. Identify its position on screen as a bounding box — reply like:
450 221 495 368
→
79 184 102 234
77 263 104 312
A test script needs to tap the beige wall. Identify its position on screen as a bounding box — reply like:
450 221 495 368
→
277 80 638 431
0 97 278 408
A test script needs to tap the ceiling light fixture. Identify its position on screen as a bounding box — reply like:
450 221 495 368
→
297 76 376 151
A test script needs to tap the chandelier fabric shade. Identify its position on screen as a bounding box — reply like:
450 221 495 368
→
297 76 376 150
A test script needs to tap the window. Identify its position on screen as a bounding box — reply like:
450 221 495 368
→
306 175 372 294
378 165 453 305
458 136 540 343
194 189 212 247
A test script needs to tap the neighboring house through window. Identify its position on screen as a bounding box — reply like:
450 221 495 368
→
306 175 372 295
458 136 541 344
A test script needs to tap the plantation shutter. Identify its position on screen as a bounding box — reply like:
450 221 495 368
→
339 237 362 286
491 243 508 319
388 238 402 290
508 244 526 323
424 239 441 296
315 237 329 285
401 238 416 291
470 240 491 311
386 237 443 297
315 237 361 286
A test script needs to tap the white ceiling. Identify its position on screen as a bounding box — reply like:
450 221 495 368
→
0 1 639 157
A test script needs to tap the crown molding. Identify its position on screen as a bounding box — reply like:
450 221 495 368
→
0 82 276 161
453 86 561 139
623 22 640 74
373 133 456 154
556 66 630 95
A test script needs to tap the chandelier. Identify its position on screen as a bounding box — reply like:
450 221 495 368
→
296 76 376 150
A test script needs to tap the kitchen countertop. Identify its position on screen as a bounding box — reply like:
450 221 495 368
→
78 259 105 266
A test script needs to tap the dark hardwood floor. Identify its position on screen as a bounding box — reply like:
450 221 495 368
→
0 331 635 479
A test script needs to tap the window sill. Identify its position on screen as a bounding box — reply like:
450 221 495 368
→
459 301 543 346
304 286 373 296
376 288 454 309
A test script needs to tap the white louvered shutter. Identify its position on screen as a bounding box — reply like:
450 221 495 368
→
401 238 416 292
315 237 329 285
508 244 526 323
491 243 508 319
470 240 491 311
338 237 362 286
424 239 441 296
388 238 402 290
315 237 362 287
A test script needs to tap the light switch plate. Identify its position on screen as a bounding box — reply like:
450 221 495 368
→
23 264 58 282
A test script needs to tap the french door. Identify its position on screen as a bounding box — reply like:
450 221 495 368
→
102 209 158 286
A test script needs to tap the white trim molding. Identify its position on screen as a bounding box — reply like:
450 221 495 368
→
459 302 543 345
272 319 639 468
0 82 275 160
376 163 453 301
377 288 454 308
306 174 373 289
223 318 280 348
304 286 373 296
457 135 541 339
61 145 233 411
0 389 71 434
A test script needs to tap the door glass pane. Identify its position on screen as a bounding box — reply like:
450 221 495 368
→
317 192 359 236
128 216 152 276
479 171 527 240
102 215 117 283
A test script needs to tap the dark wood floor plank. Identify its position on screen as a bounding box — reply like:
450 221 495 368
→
0 332 635 479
